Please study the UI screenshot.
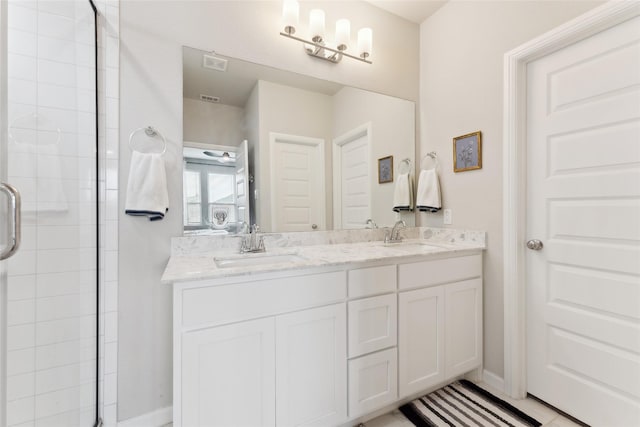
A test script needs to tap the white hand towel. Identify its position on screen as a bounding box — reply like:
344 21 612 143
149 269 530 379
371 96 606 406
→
393 172 414 212
125 151 169 221
416 169 442 212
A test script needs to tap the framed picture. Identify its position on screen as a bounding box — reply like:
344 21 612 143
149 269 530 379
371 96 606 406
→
453 131 482 172
378 155 393 183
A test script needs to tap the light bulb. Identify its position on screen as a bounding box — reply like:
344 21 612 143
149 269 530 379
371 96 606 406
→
282 0 299 35
335 19 350 51
309 9 325 43
357 27 372 59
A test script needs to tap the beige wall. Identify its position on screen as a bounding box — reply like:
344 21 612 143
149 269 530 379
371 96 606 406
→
183 98 245 146
418 0 603 380
119 0 418 421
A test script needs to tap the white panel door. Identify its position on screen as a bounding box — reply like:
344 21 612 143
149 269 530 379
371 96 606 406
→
348 293 397 358
235 139 250 225
270 134 325 232
275 303 347 427
181 319 276 427
341 135 370 229
526 15 640 426
398 286 445 398
348 348 398 418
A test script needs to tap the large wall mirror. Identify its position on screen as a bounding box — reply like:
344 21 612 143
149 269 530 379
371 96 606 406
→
182 46 416 235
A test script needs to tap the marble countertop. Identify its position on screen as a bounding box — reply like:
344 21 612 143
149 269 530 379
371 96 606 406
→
161 237 485 284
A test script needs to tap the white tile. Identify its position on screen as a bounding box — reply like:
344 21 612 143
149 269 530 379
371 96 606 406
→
102 404 117 427
38 83 78 111
37 1 77 18
77 111 97 136
105 128 118 159
104 373 117 405
20 225 36 251
105 189 118 221
7 324 35 351
37 225 79 250
8 103 37 128
7 152 37 179
105 280 117 312
35 361 95 395
105 97 118 130
8 54 37 81
105 67 118 98
8 3 37 32
36 292 96 322
8 29 37 56
38 36 75 64
8 78 37 105
7 348 35 376
104 342 117 374
38 12 75 41
7 396 35 426
7 299 35 326
77 64 95 91
105 158 118 190
104 220 117 251
78 88 97 113
104 311 117 343
8 275 36 301
35 338 95 371
7 249 36 277
105 36 119 68
5 177 36 204
37 59 77 87
37 106 77 133
8 127 37 147
35 315 96 346
76 42 95 68
7 372 35 401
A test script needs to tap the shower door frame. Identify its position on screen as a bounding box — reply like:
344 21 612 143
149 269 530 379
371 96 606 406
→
0 1 102 425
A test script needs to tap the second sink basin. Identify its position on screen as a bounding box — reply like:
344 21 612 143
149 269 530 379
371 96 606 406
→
214 252 304 268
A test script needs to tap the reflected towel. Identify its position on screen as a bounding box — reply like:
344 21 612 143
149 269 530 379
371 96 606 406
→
416 169 442 212
125 151 169 221
393 172 414 212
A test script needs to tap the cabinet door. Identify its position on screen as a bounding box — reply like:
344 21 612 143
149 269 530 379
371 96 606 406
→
348 293 397 358
348 348 398 418
181 318 275 427
445 278 482 378
398 286 445 398
276 304 347 427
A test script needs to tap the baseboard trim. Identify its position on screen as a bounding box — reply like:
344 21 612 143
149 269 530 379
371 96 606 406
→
482 369 505 393
117 406 172 427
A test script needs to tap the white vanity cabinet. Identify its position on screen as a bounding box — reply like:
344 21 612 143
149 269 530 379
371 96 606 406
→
172 250 483 427
398 254 483 398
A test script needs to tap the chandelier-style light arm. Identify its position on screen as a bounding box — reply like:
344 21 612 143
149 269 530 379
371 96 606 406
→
279 32 372 64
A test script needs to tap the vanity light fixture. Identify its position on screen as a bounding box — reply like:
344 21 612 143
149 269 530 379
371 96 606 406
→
280 0 372 64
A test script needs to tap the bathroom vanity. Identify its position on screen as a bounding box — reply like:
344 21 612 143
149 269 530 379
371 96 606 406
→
162 228 484 427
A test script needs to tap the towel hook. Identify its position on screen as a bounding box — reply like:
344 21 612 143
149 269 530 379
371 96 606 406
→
129 126 167 155
420 151 439 170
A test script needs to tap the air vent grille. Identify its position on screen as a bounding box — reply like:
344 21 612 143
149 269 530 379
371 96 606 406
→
200 94 220 103
202 54 228 72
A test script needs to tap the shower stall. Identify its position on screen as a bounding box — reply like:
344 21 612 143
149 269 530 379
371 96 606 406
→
1 1 102 426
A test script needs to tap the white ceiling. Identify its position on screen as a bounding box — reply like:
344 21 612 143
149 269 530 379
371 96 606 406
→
365 0 447 24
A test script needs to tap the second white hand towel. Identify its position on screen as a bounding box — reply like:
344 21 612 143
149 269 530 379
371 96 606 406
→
125 151 169 221
416 169 442 212
393 172 414 212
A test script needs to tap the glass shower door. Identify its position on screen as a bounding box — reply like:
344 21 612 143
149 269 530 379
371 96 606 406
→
1 1 99 426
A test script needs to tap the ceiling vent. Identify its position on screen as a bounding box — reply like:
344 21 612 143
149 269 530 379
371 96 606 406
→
200 94 220 103
202 54 228 72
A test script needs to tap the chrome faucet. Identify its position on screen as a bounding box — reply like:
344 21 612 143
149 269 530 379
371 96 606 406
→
365 218 378 229
385 220 406 243
240 224 266 253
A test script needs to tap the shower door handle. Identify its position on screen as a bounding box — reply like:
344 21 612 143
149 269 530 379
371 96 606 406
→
0 182 21 261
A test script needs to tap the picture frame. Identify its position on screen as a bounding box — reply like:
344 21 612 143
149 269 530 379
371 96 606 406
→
378 155 393 183
453 131 482 172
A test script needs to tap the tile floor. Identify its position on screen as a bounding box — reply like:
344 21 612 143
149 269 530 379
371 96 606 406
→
365 382 585 427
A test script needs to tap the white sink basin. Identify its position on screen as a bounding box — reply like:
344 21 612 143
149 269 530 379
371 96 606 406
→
214 252 304 268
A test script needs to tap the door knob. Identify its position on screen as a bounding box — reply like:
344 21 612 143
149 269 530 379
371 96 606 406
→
526 239 543 250
312 224 318 230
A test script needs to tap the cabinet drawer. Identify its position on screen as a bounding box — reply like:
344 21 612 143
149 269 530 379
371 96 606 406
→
348 294 397 358
348 348 398 418
398 254 481 290
348 265 396 298
181 271 346 328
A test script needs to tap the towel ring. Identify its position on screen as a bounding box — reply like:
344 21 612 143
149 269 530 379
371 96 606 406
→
398 158 412 175
421 151 439 170
129 126 167 155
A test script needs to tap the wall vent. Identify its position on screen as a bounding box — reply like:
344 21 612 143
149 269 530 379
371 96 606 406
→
202 54 228 72
200 94 220 103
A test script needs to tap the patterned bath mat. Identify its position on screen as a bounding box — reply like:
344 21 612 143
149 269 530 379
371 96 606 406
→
399 380 542 427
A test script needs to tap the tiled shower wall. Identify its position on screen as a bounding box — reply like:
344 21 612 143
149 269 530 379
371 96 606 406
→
5 0 119 425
